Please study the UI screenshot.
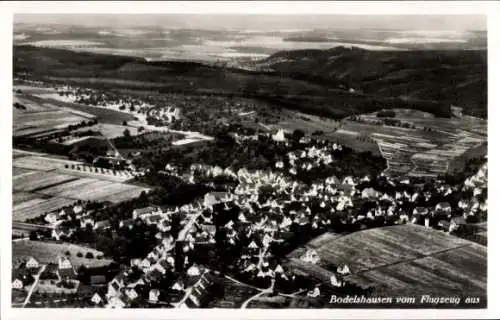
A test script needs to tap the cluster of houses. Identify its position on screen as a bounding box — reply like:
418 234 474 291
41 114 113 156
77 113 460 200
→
24 125 488 307
12 256 79 294
46 204 112 241
55 85 183 125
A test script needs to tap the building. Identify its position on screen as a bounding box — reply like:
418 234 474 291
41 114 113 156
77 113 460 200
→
26 257 39 269
93 220 111 231
435 202 452 212
106 296 126 309
149 289 160 302
12 278 24 290
91 292 104 305
58 257 73 270
133 206 159 220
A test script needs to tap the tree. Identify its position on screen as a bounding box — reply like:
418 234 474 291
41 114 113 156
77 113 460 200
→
76 252 83 258
123 129 131 137
85 252 94 259
29 231 38 241
122 120 128 126
65 251 71 256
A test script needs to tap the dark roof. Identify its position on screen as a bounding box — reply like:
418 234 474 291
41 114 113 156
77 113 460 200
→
148 214 162 223
134 206 158 215
58 268 77 279
90 275 107 285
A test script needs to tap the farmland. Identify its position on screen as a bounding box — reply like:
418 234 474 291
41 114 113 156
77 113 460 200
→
12 150 150 221
333 109 487 177
12 239 113 268
27 91 137 125
13 94 95 138
288 224 486 303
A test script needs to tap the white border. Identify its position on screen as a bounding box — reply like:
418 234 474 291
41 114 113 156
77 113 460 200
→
1 1 499 320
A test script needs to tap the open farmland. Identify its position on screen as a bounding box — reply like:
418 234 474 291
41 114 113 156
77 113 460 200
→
13 94 96 138
288 224 486 304
12 240 113 268
12 150 150 221
34 92 137 124
331 110 487 177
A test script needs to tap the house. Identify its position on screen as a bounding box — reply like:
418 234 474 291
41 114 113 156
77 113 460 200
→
450 216 467 232
45 212 62 224
132 206 159 220
93 220 111 231
187 265 201 277
58 256 73 270
119 218 135 230
361 188 380 199
125 288 138 301
337 264 351 276
106 296 126 308
91 292 104 305
172 280 184 291
203 192 229 208
12 278 24 290
80 217 95 228
272 129 287 142
330 274 343 287
90 275 107 285
435 202 452 212
301 249 320 264
26 257 39 269
145 214 162 225
52 227 73 241
149 289 160 302
140 258 153 270
307 287 320 298
107 277 124 298
413 207 429 216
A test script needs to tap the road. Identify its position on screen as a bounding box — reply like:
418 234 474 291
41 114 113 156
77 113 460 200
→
240 284 273 309
22 264 46 308
12 222 54 231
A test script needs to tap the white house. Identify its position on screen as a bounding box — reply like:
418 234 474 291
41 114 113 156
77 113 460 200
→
337 264 351 276
106 296 126 309
435 202 452 212
125 288 138 301
12 278 24 290
272 129 286 142
149 289 160 302
26 257 39 269
58 256 73 270
91 292 104 305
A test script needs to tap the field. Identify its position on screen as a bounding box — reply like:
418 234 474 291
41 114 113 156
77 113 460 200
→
333 110 487 177
12 150 150 221
12 239 113 268
34 93 137 124
13 94 95 138
287 224 486 301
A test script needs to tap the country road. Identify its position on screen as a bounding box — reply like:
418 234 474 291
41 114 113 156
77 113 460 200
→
240 285 273 309
23 264 46 308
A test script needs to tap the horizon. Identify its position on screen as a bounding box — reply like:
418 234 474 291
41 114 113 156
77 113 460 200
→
14 14 487 32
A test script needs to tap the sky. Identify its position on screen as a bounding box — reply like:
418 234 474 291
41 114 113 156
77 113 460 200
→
14 14 487 32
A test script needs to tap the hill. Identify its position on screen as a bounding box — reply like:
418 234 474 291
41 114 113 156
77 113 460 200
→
14 45 484 119
254 47 487 118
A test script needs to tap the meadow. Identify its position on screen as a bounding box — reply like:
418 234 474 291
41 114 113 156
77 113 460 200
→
12 240 114 268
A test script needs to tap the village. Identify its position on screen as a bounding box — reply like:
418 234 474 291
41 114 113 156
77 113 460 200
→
12 127 488 308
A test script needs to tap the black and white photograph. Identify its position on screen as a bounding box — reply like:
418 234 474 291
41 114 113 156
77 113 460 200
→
1 1 499 319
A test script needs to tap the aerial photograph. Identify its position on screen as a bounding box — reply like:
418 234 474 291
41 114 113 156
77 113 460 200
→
10 12 487 309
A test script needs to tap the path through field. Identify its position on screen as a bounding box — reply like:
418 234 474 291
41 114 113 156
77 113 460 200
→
22 264 46 308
